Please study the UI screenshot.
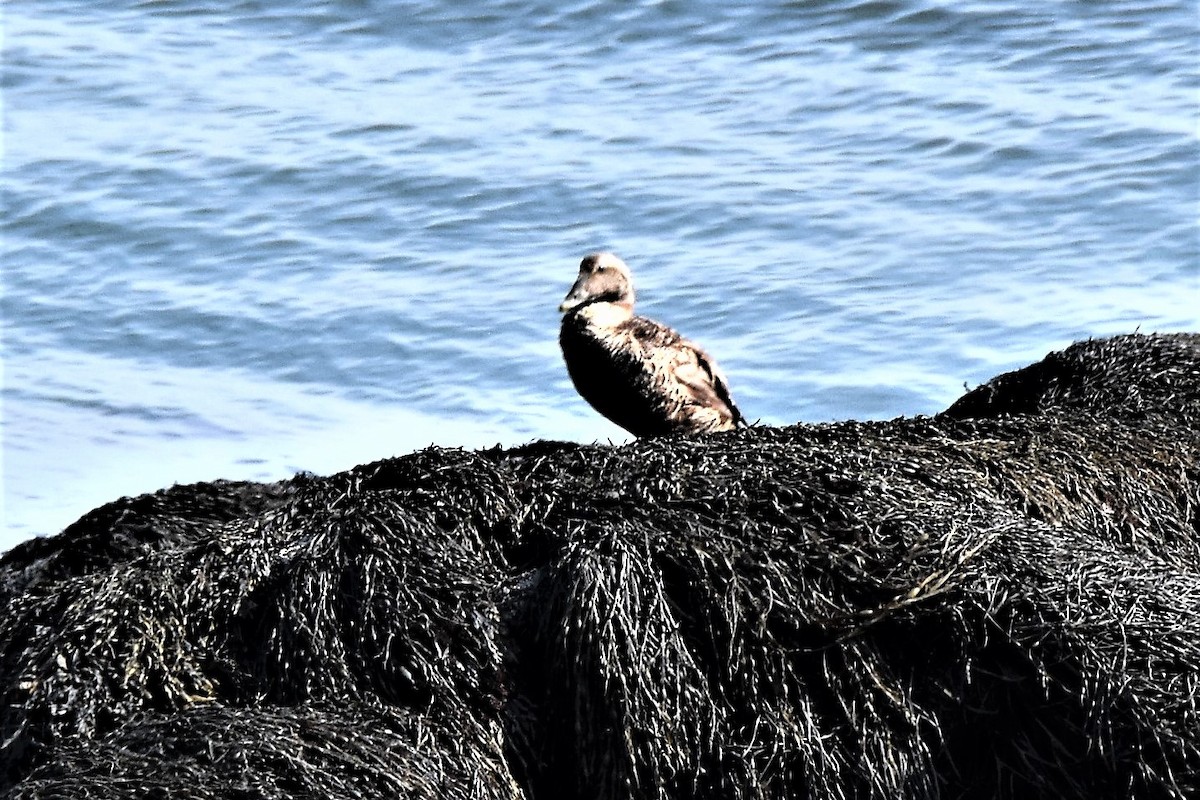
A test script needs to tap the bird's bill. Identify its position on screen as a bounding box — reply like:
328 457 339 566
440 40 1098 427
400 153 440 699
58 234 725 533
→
558 275 590 313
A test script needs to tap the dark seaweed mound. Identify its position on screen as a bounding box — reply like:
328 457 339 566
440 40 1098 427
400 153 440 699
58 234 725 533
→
2 332 1197 799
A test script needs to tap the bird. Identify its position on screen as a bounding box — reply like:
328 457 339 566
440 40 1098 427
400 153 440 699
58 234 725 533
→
557 252 746 437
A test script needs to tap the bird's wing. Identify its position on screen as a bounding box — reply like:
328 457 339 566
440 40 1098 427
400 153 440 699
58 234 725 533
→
672 341 746 425
625 315 747 426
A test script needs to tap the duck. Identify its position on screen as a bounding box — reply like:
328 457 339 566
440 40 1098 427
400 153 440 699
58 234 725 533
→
558 252 746 437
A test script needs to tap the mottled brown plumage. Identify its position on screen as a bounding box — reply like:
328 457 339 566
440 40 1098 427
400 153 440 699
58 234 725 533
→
558 252 745 437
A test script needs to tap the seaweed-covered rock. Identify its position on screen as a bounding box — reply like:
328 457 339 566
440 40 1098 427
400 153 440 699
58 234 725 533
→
944 332 1200 424
1 332 1197 799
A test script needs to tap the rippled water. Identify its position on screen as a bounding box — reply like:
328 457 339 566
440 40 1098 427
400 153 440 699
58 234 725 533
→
3 0 1198 547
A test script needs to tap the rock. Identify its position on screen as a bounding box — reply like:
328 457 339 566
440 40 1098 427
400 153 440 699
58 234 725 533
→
2 333 1197 799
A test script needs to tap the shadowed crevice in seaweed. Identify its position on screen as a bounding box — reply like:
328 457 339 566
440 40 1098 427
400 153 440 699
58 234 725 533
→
1 332 1197 799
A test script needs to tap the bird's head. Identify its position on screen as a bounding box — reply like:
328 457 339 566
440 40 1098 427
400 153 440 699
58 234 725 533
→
558 252 635 314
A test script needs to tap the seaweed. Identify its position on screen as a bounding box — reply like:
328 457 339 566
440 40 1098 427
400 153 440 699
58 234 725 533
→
2 332 1197 799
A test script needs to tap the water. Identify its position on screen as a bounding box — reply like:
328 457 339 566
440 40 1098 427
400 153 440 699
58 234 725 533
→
3 0 1197 549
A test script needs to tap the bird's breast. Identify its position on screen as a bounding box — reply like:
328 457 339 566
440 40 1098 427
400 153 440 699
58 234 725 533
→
559 317 677 436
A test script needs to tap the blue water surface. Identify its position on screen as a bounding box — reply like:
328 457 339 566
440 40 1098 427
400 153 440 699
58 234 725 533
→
3 0 1198 547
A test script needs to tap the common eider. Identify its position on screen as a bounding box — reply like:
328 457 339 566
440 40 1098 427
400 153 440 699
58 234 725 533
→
558 252 746 437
